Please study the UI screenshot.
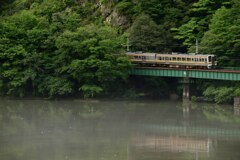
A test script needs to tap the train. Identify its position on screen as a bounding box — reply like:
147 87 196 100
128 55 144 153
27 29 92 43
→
126 52 217 69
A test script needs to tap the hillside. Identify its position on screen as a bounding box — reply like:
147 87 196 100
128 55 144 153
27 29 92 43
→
0 0 240 99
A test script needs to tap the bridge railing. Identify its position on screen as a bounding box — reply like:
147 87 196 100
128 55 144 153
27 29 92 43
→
219 67 240 70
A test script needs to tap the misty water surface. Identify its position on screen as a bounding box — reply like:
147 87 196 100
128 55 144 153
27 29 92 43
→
0 100 240 160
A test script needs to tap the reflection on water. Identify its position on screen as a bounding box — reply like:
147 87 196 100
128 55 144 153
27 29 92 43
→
234 107 240 116
0 100 240 160
132 135 212 153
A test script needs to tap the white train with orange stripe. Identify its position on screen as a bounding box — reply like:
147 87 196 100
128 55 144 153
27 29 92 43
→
126 52 217 69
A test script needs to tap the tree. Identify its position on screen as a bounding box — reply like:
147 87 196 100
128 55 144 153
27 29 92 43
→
174 0 229 50
54 24 132 98
0 0 14 10
128 14 169 52
0 4 132 98
200 1 240 66
203 86 234 104
0 10 42 96
139 0 192 52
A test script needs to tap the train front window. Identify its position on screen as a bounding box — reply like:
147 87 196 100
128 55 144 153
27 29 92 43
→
208 56 212 62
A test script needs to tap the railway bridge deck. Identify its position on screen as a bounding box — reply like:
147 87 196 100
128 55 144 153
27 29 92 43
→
130 67 240 81
130 67 240 99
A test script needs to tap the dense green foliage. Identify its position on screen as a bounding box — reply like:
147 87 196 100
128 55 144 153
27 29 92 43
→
128 14 168 52
196 80 240 104
200 1 240 66
0 0 240 100
0 0 131 98
173 0 229 48
203 86 234 104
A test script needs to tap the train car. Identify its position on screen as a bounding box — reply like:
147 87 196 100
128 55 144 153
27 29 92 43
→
126 52 217 69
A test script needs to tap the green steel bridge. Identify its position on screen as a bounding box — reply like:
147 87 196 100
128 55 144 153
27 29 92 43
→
130 67 240 81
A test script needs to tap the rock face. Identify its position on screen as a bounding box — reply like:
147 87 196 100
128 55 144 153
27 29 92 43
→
105 9 127 27
98 0 128 27
98 0 112 18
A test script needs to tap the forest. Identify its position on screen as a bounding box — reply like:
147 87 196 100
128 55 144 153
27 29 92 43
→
0 0 240 102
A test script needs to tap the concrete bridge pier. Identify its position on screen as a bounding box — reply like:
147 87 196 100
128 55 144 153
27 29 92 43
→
234 97 240 107
234 97 240 115
182 77 190 99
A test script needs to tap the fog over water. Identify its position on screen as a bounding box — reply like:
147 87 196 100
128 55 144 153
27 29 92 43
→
1 100 240 160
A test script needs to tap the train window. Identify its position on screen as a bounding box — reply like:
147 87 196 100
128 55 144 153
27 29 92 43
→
165 57 169 61
182 58 186 61
169 58 172 61
208 56 212 62
187 58 191 61
192 58 194 61
177 57 181 61
173 57 176 61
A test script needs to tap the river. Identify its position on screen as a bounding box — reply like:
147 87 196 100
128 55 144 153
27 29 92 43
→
0 99 240 160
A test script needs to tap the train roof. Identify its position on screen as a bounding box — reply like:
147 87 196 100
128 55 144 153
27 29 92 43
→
126 52 215 57
157 53 215 57
126 52 156 56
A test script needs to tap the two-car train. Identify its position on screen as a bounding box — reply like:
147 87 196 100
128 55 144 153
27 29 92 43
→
126 52 217 69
